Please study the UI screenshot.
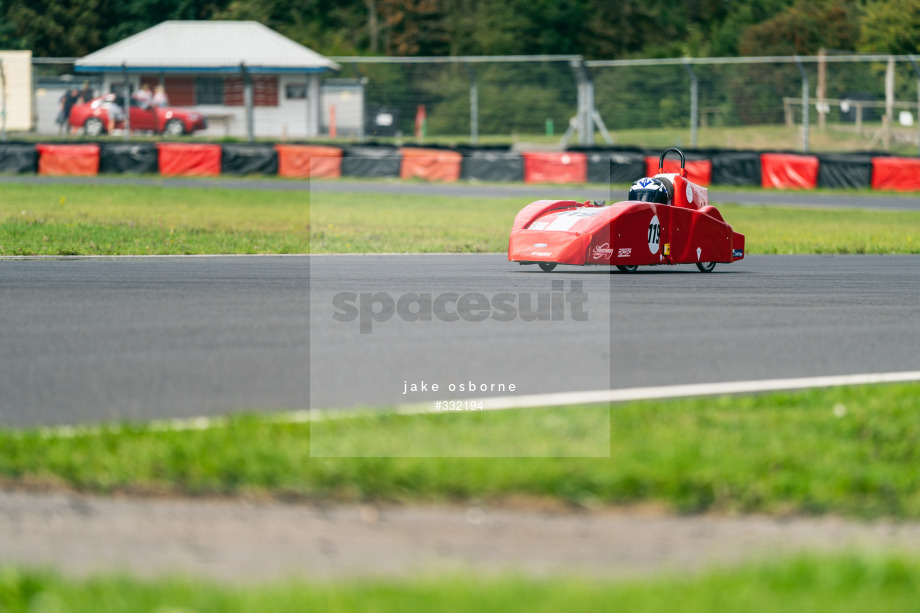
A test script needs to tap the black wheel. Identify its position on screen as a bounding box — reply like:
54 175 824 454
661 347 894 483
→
616 265 638 273
84 117 105 136
164 119 185 136
538 262 557 272
696 262 717 273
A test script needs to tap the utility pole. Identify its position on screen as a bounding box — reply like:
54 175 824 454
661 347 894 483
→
885 56 894 150
794 56 809 152
817 48 827 130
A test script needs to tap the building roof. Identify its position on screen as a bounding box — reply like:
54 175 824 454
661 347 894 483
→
75 21 339 74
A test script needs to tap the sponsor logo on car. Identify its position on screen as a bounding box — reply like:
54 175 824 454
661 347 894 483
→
533 243 547 248
733 248 744 258
592 243 614 260
530 251 552 257
617 248 631 257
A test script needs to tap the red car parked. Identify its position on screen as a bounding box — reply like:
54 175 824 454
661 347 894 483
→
68 93 208 136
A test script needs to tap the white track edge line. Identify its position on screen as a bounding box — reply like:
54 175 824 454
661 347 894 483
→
23 370 920 439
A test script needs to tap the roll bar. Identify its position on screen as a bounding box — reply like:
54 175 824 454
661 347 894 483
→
658 147 687 178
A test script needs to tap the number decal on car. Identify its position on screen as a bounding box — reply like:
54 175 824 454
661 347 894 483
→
647 215 661 253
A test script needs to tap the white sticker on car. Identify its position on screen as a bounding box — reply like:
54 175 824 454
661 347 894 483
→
647 215 661 253
543 208 605 232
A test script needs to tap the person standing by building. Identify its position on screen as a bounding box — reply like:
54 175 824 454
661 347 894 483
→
136 83 153 109
57 87 79 135
153 84 169 107
79 80 94 103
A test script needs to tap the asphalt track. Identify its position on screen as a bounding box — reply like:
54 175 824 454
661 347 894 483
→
2 254 919 427
2 174 920 210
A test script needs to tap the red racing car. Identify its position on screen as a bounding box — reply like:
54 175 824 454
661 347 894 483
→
68 94 208 137
509 148 745 273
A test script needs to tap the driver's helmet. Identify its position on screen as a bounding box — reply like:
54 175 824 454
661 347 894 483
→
628 177 669 204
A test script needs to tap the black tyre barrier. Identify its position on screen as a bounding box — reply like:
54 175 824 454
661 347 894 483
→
710 151 762 186
817 153 874 190
460 149 524 182
220 144 278 176
0 142 39 173
99 143 158 174
341 145 401 178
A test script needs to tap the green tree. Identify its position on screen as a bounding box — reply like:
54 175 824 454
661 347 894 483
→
858 0 920 54
738 0 861 56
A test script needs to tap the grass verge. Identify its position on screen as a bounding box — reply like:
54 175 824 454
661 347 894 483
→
2 552 920 612
2 383 919 517
1 182 919 255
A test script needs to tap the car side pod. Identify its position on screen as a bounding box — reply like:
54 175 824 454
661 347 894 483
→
508 147 745 273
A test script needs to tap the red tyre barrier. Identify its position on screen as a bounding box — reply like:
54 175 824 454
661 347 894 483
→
275 145 343 178
644 156 712 186
399 147 462 182
37 144 100 176
156 143 221 177
760 153 819 189
522 151 587 184
871 156 920 192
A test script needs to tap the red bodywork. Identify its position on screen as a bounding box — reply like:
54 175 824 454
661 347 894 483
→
509 164 745 271
68 94 208 135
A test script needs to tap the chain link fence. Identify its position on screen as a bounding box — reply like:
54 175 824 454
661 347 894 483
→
333 54 920 153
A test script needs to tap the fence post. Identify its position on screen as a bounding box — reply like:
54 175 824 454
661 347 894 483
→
683 60 698 148
909 55 920 156
465 63 478 145
121 63 130 141
885 56 894 150
0 58 6 142
794 56 809 153
569 59 594 146
241 63 254 143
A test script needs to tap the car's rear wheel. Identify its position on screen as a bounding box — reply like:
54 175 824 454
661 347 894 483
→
696 262 717 273
616 265 638 273
84 117 105 136
538 262 557 272
164 119 185 136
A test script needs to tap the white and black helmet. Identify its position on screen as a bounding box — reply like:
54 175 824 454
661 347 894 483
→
628 177 669 204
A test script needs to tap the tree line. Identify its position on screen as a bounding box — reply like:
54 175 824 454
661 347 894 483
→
1 0 918 59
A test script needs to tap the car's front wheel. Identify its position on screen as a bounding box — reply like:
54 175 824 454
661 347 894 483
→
164 119 185 136
84 117 105 136
616 265 638 273
696 262 717 273
538 262 557 272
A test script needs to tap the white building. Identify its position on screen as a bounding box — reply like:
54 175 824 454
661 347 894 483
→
0 50 33 132
74 21 358 139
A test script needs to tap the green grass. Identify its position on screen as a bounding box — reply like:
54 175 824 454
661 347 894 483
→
2 182 920 255
2 552 920 612
3 383 920 517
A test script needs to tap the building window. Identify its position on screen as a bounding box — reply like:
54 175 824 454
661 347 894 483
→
195 77 224 105
286 83 307 99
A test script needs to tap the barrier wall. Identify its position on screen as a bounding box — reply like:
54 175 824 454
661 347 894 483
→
0 143 39 173
4 142 920 194
157 143 221 176
710 151 761 186
399 147 463 182
221 144 278 176
100 143 158 174
460 149 524 182
37 144 100 176
341 145 401 178
276 144 343 178
871 157 920 192
522 151 587 184
760 153 819 189
817 153 873 190
645 155 712 186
